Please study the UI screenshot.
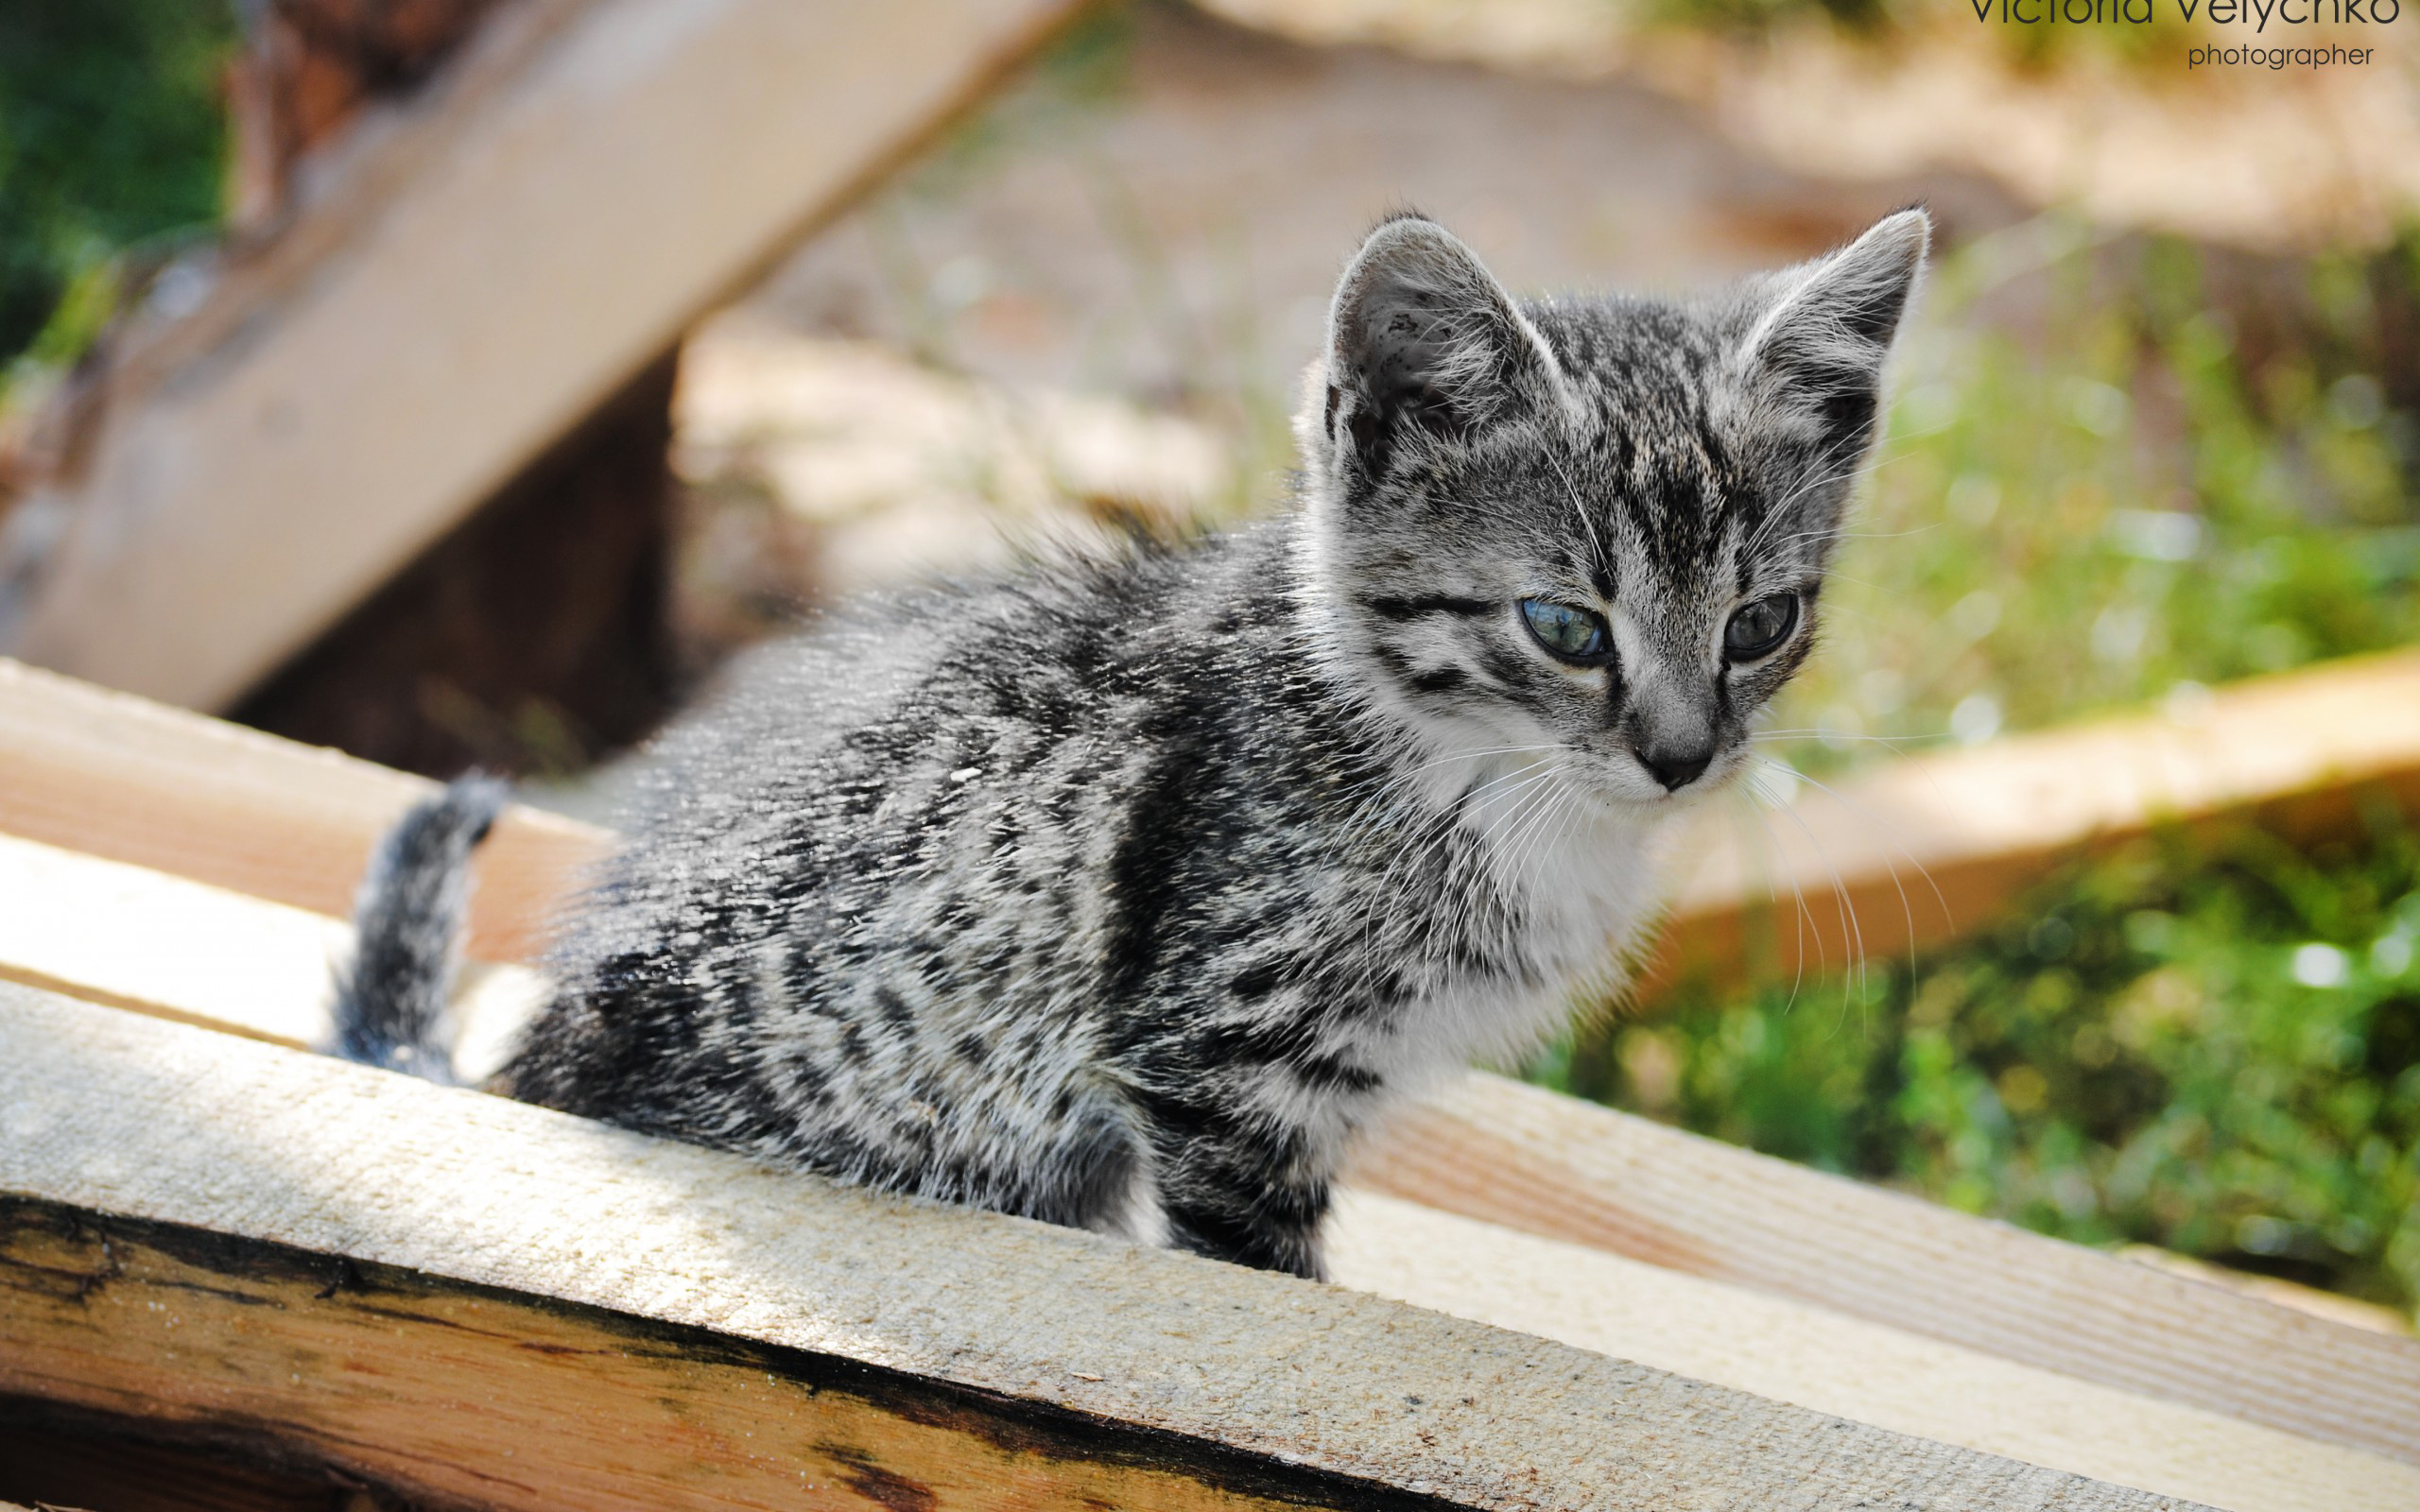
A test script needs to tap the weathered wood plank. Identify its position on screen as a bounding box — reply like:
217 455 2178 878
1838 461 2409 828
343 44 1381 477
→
0 0 1081 713
10 646 2420 995
0 1203 1433 1512
5 654 2417 1474
0 827 539 1077
1330 1193 2420 1512
1347 1074 2420 1468
0 984 2201 1511
0 841 2410 1507
0 659 603 963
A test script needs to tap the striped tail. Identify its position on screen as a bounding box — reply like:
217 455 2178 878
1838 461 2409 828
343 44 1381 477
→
330 774 510 1084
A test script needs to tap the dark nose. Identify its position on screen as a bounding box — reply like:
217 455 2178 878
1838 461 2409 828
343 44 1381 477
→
1642 743 1713 792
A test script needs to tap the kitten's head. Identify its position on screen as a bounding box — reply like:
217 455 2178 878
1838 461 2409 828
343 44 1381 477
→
1294 209 1928 809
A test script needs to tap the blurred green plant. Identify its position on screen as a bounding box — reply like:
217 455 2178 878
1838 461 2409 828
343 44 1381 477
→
1639 0 2205 67
1536 805 2420 1317
1765 218 2420 775
0 0 235 379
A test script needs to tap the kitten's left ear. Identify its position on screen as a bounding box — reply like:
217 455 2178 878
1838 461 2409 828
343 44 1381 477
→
1733 208 1930 457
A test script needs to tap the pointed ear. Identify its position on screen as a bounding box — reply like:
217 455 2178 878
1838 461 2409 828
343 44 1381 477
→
1735 208 1929 458
1309 215 1560 486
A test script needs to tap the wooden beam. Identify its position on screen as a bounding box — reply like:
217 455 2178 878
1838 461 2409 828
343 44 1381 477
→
0 984 2204 1511
0 659 605 964
1651 646 2420 993
5 783 2413 1503
12 648 2420 997
1331 1193 2420 1512
1346 1074 2420 1468
0 0 1080 713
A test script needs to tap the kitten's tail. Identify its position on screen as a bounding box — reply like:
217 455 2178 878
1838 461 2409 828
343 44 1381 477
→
330 774 510 1085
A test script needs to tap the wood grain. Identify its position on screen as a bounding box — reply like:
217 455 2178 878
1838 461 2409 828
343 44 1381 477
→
0 984 2201 1511
5 654 2417 1478
0 659 606 963
0 838 2407 1505
1327 1192 2420 1512
1347 1074 2420 1467
0 1203 1432 1512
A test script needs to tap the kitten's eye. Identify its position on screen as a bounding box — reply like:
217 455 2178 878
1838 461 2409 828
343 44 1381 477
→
1519 599 1611 663
1724 593 1800 662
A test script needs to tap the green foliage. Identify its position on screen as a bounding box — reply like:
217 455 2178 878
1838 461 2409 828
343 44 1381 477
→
0 0 235 370
1540 808 2420 1317
1767 221 2420 774
1646 0 1893 39
1640 0 2204 66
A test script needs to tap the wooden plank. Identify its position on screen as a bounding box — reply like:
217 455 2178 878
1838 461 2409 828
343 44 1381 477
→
11 645 2420 998
1330 1193 2420 1512
7 651 2418 1460
1651 646 2420 992
2 1202 1401 1512
0 984 2199 1511
0 0 1081 712
0 828 543 1076
7 658 2417 1465
3 810 2411 1504
0 659 605 964
1346 1074 2420 1468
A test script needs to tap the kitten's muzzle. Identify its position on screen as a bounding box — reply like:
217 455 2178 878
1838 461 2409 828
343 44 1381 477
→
1625 682 1720 793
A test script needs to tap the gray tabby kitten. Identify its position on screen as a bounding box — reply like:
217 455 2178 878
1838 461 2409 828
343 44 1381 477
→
335 209 1928 1279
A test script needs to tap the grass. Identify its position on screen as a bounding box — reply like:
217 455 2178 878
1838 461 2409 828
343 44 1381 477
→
1642 0 2210 67
0 0 234 387
1538 807 2420 1318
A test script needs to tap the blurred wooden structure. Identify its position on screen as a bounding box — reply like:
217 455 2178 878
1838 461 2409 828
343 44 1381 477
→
0 0 1080 776
5 641 2415 1005
1648 646 2420 995
4 658 2420 1509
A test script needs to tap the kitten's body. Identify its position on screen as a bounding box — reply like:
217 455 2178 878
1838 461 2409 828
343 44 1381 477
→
337 212 1927 1277
505 522 1671 1273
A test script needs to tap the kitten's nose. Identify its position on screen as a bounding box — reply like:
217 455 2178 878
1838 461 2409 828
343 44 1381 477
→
1641 743 1713 792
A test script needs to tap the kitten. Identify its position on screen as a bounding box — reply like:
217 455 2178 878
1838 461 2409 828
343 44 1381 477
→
335 209 1928 1278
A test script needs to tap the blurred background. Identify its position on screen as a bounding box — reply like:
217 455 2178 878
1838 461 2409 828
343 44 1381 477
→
2 0 2415 1328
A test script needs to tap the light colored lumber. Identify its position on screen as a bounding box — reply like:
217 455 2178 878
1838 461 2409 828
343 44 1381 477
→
0 985 2200 1511
0 843 2384 1507
0 0 1080 712
1329 1192 2420 1512
0 658 606 963
0 830 345 1044
1652 646 2420 991
0 831 541 1077
5 822 2411 1494
7 652 2416 1462
13 648 2420 1000
1347 1074 2420 1467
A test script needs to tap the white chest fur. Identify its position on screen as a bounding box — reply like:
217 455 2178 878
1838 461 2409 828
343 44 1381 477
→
1349 759 1678 1099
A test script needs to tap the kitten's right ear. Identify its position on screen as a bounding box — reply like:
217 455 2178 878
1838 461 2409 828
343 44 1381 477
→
1309 215 1559 488
1732 209 1930 459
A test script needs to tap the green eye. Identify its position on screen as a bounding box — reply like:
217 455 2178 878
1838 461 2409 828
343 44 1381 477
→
1724 593 1800 661
1519 599 1611 663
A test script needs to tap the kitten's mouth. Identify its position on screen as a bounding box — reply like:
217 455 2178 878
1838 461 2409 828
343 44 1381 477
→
1584 749 1744 810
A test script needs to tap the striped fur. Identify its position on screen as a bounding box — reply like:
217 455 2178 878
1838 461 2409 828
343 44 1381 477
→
336 211 1928 1278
